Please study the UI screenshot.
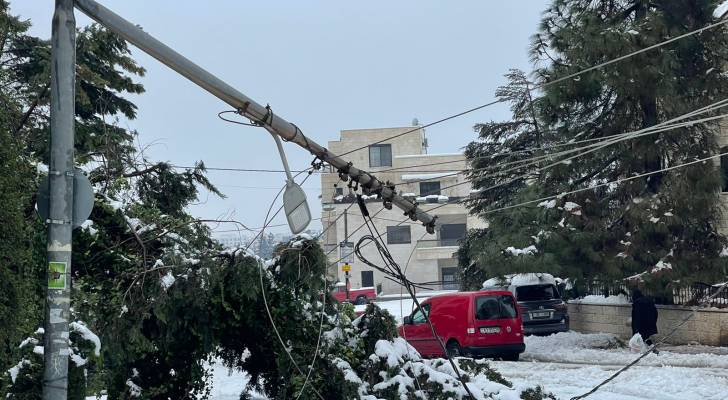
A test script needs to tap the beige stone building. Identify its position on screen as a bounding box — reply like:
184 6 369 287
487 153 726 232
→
717 120 728 234
320 126 485 295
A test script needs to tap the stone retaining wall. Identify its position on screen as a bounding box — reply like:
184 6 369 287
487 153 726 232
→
567 302 728 346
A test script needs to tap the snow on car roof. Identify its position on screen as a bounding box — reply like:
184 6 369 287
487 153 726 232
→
482 273 557 288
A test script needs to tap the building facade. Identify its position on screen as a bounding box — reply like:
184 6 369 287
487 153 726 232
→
320 126 485 295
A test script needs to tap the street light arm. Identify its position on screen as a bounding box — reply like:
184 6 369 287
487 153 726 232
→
72 0 438 233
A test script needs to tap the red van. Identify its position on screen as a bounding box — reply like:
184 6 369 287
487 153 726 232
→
398 291 525 360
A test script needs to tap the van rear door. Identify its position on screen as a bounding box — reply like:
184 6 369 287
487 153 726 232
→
474 295 521 345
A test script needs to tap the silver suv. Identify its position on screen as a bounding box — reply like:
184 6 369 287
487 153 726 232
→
483 274 569 335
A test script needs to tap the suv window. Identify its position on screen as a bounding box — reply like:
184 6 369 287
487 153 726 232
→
411 304 431 324
516 284 560 301
475 295 517 320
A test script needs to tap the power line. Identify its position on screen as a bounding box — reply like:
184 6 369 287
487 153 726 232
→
437 110 728 196
321 104 728 196
317 107 728 207
353 204 476 399
385 105 728 194
333 18 728 159
570 281 728 400
479 149 728 217
171 164 319 173
246 170 326 400
218 184 323 190
323 146 728 271
210 218 324 234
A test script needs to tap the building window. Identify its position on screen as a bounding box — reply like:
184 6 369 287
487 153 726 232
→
369 144 392 167
440 223 466 246
441 267 459 290
419 181 441 196
387 225 411 244
334 187 344 196
722 147 728 192
361 271 374 288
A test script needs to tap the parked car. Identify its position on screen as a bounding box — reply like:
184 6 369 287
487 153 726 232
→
398 291 525 360
483 273 569 335
331 282 376 304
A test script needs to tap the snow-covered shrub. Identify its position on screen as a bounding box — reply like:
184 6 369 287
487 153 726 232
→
324 304 556 399
3 324 101 400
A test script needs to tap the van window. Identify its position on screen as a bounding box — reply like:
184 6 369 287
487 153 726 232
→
516 284 560 301
411 304 431 324
475 295 517 320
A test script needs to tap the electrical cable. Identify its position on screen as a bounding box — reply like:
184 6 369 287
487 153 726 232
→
375 111 728 175
398 230 429 396
295 263 326 400
320 103 728 201
334 18 728 159
218 110 262 127
570 281 728 400
330 153 728 399
326 147 728 272
395 105 728 194
171 164 318 173
403 107 728 190
252 170 326 400
353 200 476 399
476 149 728 217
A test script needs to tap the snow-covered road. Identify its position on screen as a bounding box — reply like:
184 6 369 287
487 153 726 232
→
206 296 728 399
491 332 728 400
205 331 728 400
493 360 728 400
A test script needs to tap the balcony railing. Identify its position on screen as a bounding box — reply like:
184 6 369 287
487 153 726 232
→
416 238 462 248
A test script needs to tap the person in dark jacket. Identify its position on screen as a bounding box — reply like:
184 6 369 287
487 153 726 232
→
631 289 658 345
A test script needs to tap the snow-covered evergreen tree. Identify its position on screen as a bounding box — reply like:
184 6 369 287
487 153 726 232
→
462 0 728 293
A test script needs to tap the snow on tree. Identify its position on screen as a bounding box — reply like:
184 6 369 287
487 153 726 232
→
461 0 728 294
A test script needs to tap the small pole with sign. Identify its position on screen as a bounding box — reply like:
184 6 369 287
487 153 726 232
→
340 240 354 302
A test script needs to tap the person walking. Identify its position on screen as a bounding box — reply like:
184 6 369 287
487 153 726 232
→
631 288 658 345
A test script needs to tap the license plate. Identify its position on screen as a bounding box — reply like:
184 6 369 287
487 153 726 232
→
531 311 551 319
480 326 501 334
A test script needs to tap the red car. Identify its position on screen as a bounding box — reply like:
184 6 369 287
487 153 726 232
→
398 291 525 360
331 282 377 304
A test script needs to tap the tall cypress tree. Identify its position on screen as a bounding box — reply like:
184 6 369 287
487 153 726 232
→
462 0 728 292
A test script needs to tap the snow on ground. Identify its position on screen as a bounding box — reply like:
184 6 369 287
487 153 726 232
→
715 0 728 18
493 331 728 400
523 331 728 369
85 361 264 400
570 294 631 305
356 297 417 323
367 294 728 400
377 289 457 300
367 290 457 322
493 359 728 400
205 361 266 400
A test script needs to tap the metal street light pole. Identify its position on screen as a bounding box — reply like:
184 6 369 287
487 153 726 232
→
44 1 76 399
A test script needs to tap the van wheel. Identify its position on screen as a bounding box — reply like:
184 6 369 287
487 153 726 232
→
446 340 462 358
502 353 519 361
355 295 367 305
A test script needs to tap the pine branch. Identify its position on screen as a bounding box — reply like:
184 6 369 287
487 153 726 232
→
13 82 48 137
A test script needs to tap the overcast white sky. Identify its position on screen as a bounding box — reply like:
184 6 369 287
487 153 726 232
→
12 0 549 235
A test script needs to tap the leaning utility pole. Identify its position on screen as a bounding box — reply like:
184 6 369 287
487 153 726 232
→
44 0 76 399
72 0 438 233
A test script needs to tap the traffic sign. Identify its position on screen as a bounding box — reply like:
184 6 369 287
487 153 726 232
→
341 263 352 272
36 168 94 228
340 241 354 263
